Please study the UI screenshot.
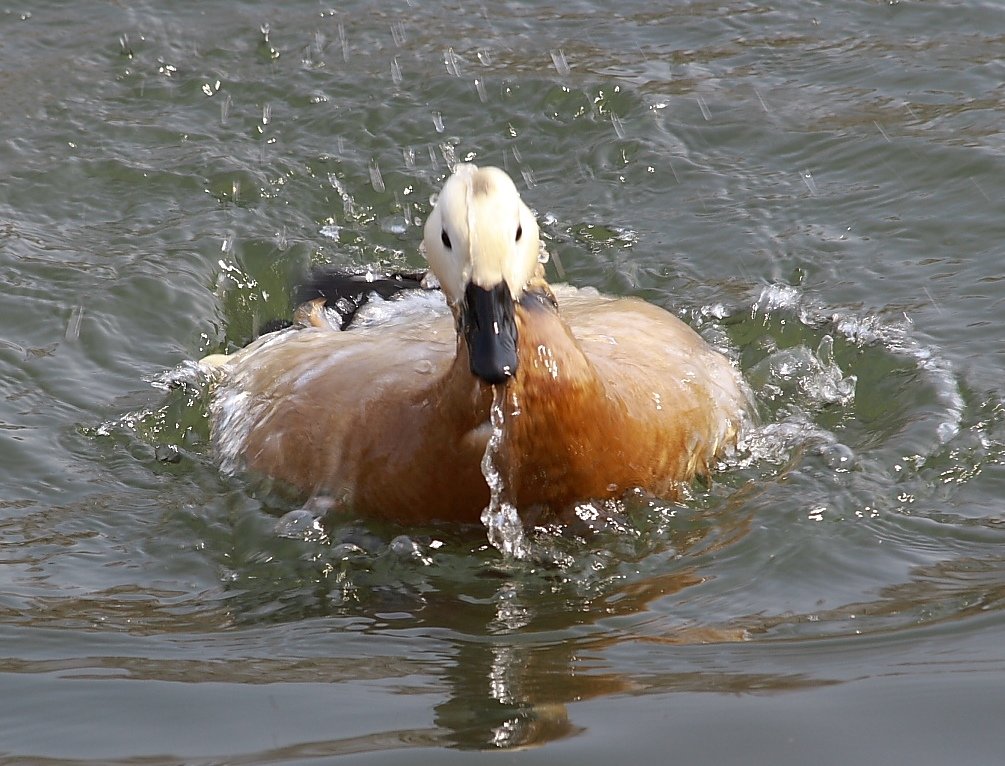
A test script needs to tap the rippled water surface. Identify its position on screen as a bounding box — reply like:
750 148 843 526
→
2 1 1005 763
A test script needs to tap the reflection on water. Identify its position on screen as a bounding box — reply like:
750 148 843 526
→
2 0 1005 761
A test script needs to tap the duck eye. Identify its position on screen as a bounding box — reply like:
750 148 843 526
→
515 224 523 242
441 229 452 249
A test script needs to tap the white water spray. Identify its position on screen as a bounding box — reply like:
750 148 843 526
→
479 385 528 559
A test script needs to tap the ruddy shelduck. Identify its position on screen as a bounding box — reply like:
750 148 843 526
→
202 164 751 524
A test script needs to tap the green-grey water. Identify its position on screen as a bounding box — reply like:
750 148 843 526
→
2 1 1004 763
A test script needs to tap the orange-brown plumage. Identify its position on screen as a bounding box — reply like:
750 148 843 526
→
202 164 750 524
504 285 744 513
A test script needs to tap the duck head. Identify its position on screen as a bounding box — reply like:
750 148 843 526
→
423 164 541 385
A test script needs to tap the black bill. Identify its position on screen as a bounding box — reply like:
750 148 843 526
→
462 282 518 385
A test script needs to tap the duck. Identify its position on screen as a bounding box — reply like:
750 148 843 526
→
200 164 751 525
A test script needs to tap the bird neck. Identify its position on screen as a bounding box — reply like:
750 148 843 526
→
500 288 626 509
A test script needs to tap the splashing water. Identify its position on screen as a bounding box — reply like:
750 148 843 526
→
754 284 964 446
480 386 528 560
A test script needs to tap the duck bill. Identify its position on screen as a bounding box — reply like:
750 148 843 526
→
461 282 518 386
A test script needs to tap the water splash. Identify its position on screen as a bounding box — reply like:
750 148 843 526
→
480 386 528 559
754 284 963 445
148 359 208 391
748 333 856 409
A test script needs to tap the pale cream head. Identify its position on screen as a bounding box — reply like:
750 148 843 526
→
423 164 541 306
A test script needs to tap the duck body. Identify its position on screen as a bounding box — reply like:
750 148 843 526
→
209 292 494 523
505 285 746 513
203 164 750 524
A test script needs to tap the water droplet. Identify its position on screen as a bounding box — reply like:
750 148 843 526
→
550 49 570 76
611 113 626 139
801 169 818 195
479 387 528 559
969 176 992 203
473 77 487 103
696 94 711 120
65 305 84 341
368 158 385 192
390 20 406 47
443 47 461 77
439 142 457 168
379 216 407 235
338 22 348 61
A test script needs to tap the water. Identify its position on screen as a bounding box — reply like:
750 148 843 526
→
479 385 528 560
2 0 1005 763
